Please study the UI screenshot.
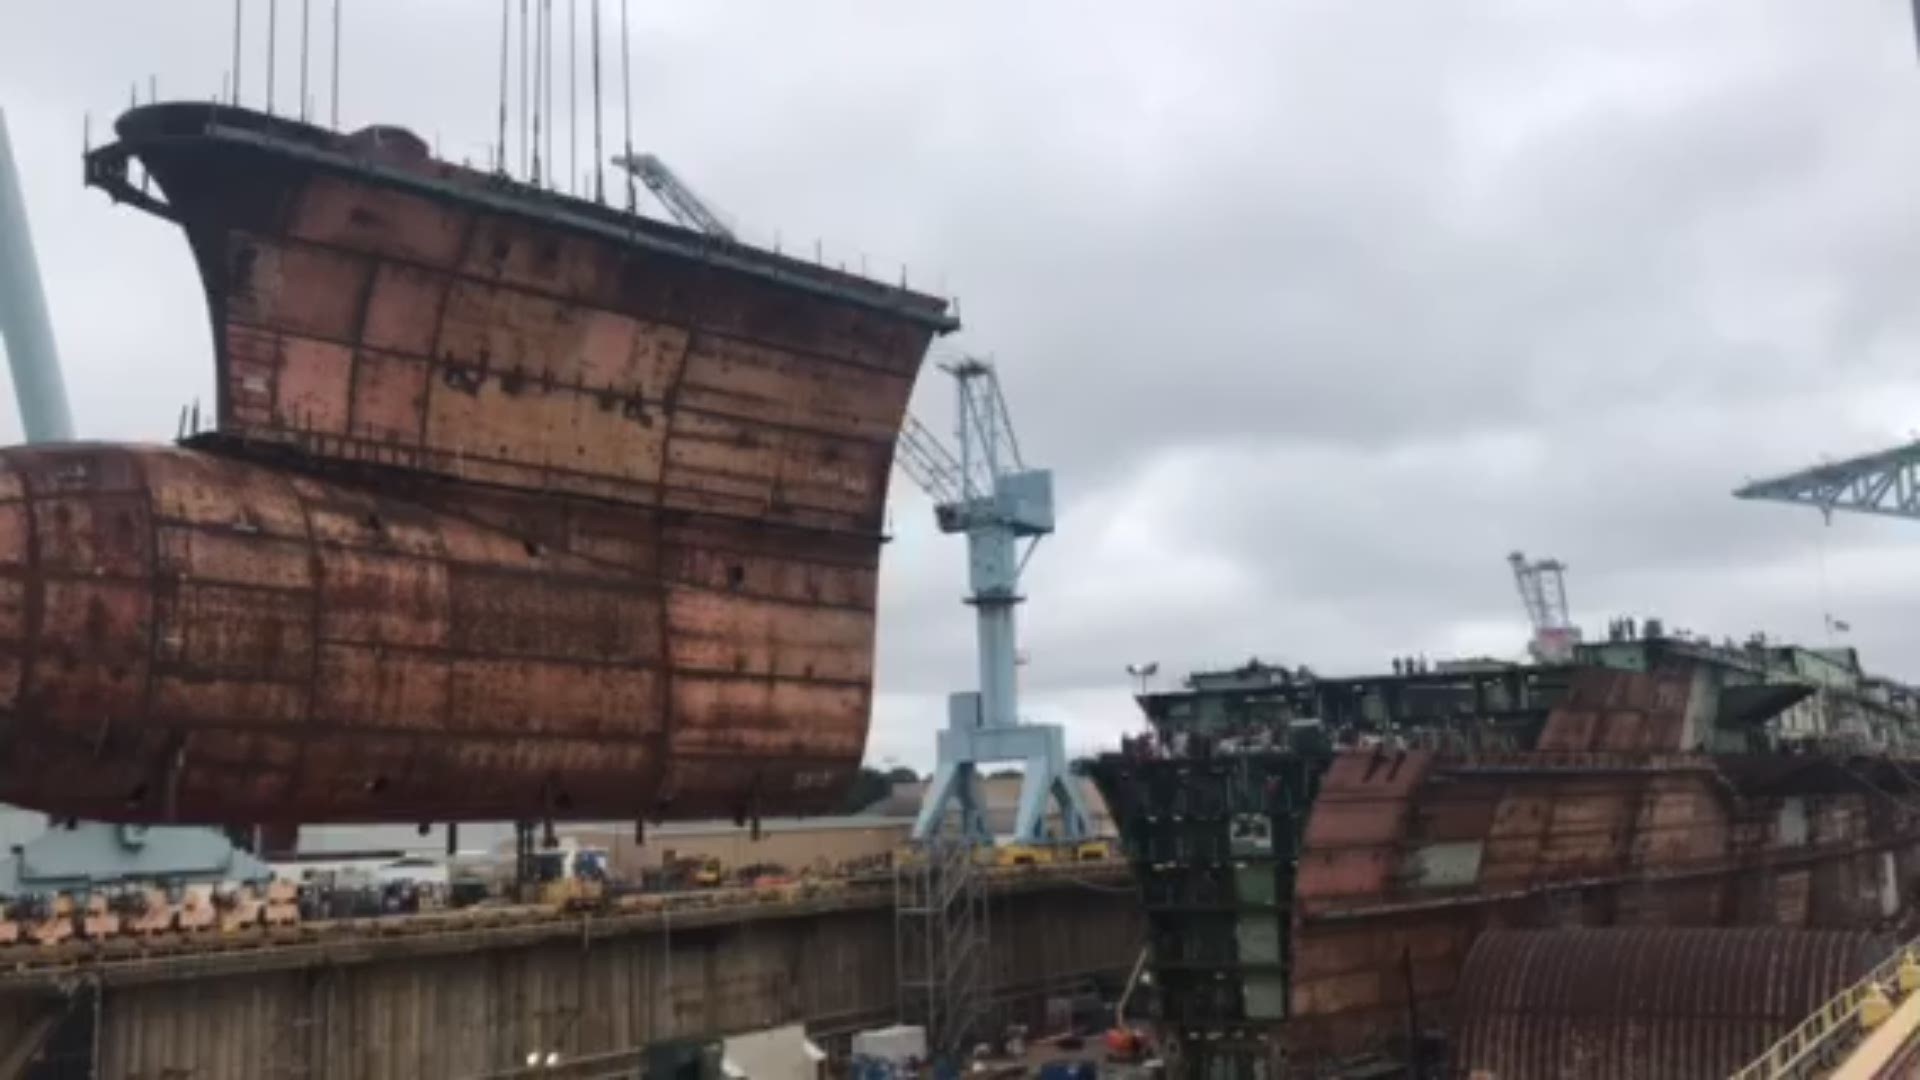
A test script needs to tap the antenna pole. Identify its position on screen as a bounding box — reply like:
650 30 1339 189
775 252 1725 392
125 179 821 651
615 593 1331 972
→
300 0 311 121
532 0 544 185
545 0 556 189
520 0 530 178
591 0 604 203
497 0 510 174
232 0 244 106
267 0 279 114
569 0 578 196
620 0 635 211
330 0 342 126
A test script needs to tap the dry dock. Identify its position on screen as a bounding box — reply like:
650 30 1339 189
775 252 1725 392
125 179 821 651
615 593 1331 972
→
0 864 1138 1078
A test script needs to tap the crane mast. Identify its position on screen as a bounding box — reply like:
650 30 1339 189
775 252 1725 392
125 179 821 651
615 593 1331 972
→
896 359 1090 844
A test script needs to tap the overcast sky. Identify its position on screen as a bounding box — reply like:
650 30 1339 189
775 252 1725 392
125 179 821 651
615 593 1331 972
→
7 1 1920 770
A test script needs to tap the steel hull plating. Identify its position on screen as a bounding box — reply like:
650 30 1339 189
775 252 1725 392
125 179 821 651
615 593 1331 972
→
0 444 879 824
26 102 955 825
1094 664 1920 1075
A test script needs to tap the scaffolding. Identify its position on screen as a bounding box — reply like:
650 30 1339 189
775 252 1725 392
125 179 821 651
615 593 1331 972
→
894 837 989 1063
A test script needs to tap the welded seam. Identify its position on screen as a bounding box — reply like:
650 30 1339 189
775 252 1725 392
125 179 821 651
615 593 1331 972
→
339 240 384 438
7 463 41 772
648 318 698 816
130 452 165 810
418 205 483 451
287 465 324 813
231 230 931 382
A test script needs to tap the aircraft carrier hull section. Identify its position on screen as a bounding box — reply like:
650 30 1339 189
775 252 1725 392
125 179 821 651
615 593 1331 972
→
2 101 958 826
1093 660 1920 1077
0 442 895 825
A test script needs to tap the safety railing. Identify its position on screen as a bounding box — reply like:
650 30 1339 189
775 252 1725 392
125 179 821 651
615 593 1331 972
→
1729 935 1920 1080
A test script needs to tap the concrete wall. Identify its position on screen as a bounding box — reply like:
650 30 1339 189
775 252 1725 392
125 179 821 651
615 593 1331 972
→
4 884 1139 1079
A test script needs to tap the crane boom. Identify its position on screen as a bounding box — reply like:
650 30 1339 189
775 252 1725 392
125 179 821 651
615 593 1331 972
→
895 415 964 508
1737 2 1920 526
610 151 735 240
1735 441 1920 522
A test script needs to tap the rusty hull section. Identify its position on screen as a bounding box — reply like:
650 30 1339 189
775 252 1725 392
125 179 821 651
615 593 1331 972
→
1097 664 1920 1074
96 102 952 527
0 444 883 824
1284 667 1920 1064
1452 928 1888 1079
25 103 956 825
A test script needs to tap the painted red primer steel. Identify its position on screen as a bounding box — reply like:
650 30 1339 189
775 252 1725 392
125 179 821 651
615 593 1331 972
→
1283 667 1920 1065
1451 928 1887 1079
24 104 951 825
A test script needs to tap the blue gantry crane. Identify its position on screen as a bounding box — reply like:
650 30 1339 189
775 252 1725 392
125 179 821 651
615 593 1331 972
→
894 358 1091 844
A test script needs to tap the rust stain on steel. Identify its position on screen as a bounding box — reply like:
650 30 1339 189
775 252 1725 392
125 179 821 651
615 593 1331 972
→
112 103 944 529
1452 927 1887 1079
1537 667 1694 752
29 102 956 826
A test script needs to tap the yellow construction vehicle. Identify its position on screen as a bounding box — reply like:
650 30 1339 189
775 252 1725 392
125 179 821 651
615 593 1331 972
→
994 843 1056 868
1073 839 1115 862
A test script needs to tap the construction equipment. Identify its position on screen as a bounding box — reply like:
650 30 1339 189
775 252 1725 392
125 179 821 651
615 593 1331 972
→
124 887 178 937
611 151 735 240
81 893 120 940
530 842 609 909
1509 551 1580 663
24 894 74 947
1105 947 1151 1064
896 358 1093 844
176 887 217 933
217 884 270 934
994 843 1054 868
1737 442 1920 523
1072 839 1114 862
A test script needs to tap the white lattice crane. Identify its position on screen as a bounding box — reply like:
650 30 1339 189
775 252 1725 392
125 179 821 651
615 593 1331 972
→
894 359 1091 844
1509 551 1581 663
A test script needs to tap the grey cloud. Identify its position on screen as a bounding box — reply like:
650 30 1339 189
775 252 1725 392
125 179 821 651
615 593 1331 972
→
7 3 1920 771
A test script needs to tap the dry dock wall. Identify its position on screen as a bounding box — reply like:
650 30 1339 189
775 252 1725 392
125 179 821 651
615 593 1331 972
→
2 881 1138 1079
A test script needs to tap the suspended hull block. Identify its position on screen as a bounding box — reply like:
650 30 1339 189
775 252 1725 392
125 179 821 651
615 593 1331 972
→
44 102 956 826
0 444 889 825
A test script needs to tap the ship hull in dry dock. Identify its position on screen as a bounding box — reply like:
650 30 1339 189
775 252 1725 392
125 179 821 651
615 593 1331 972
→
6 101 957 826
1093 659 1920 1077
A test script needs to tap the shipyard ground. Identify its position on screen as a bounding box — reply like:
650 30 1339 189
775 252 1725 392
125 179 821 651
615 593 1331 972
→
0 864 1138 1078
